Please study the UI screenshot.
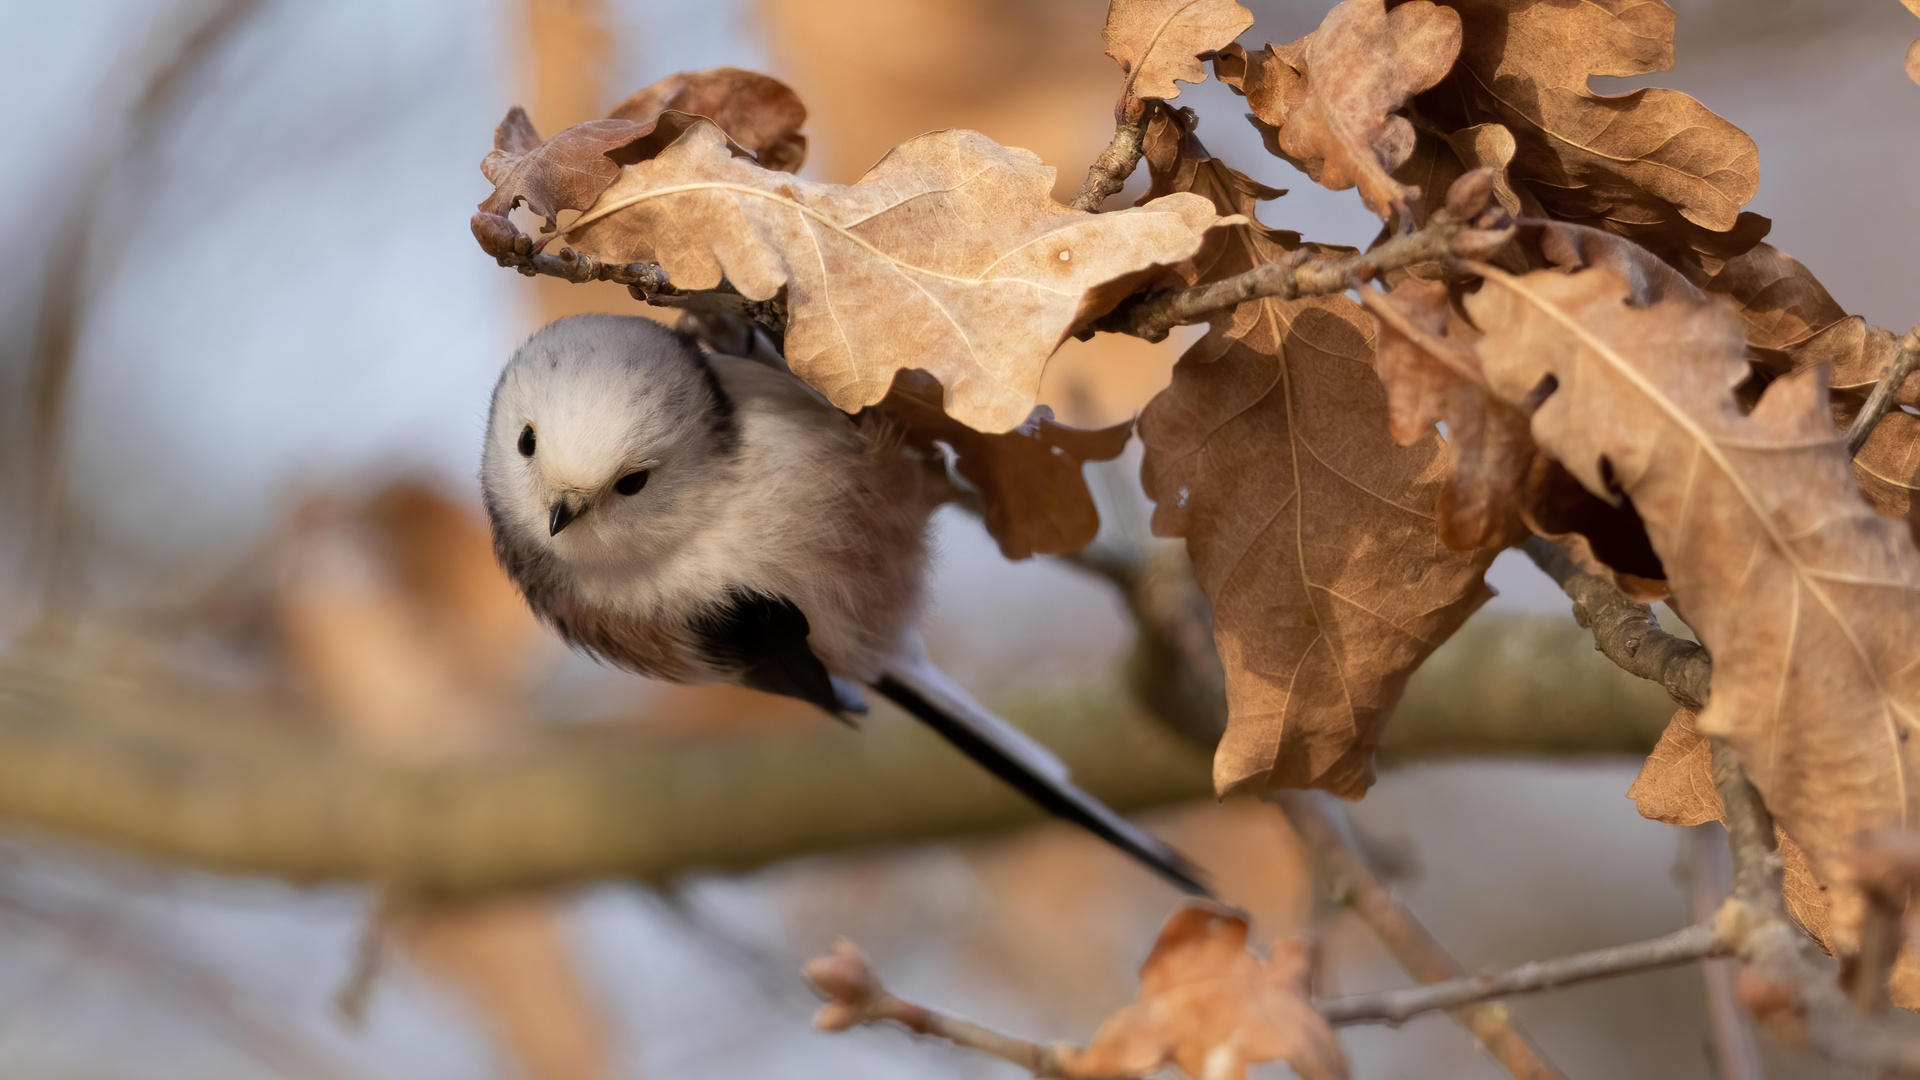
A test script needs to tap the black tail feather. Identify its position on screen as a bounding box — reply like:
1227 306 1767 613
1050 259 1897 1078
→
872 673 1212 897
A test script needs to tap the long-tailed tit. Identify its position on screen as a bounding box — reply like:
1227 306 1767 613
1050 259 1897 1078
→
481 315 1206 893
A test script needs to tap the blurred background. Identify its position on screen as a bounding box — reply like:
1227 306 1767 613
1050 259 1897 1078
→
0 0 1914 1076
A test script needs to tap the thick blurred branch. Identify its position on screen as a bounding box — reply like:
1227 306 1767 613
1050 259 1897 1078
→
0 611 1672 893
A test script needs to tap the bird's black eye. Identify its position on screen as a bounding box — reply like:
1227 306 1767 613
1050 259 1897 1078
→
517 425 536 457
615 469 649 496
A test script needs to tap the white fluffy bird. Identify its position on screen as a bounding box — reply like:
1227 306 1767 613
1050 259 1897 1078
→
481 314 1206 893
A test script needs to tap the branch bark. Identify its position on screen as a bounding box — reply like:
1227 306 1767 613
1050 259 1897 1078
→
1520 536 1711 709
1273 790 1566 1079
1069 111 1151 212
1844 323 1920 456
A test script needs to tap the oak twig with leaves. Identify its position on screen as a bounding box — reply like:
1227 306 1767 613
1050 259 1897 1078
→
461 0 1920 1074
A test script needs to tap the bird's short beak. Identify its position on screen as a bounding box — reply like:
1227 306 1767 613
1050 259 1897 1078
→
548 497 581 536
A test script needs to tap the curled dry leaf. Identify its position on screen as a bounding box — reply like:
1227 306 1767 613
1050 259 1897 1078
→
1414 0 1764 276
1698 244 1919 539
1138 113 1494 797
1391 122 1527 238
1468 265 1920 1002
1101 0 1255 119
476 67 810 239
606 66 808 172
554 121 1220 432
866 370 1133 559
1214 0 1463 219
1058 902 1347 1080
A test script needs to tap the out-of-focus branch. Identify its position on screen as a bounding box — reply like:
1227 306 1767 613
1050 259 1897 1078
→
1844 323 1920 456
803 940 1072 1076
0 611 1675 893
1679 824 1765 1080
1273 790 1566 1079
1317 924 1729 1025
15 0 266 635
1521 536 1711 710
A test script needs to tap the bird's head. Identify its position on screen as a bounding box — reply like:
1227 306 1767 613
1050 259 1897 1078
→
481 315 737 567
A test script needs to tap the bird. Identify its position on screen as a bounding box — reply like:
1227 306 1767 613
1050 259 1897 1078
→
480 313 1207 894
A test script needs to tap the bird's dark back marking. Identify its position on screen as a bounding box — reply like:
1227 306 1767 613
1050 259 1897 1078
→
691 590 843 716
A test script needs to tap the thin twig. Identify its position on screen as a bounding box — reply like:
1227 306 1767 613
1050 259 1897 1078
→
1091 206 1512 342
1845 324 1920 455
1317 923 1729 1025
1273 790 1567 1079
1520 536 1712 709
1070 111 1152 212
803 940 1072 1077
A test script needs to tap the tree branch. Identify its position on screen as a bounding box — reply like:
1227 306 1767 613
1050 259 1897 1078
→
1069 111 1151 212
1520 536 1712 710
1318 923 1729 1026
1088 169 1514 343
1844 323 1920 456
1273 790 1566 1078
0 614 1674 894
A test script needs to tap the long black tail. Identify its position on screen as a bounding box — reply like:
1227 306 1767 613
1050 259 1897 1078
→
872 660 1211 897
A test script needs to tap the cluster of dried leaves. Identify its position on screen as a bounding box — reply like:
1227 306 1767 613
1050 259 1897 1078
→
476 0 1920 1069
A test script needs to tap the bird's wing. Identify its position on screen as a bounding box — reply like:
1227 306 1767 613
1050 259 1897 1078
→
690 591 865 719
874 651 1212 897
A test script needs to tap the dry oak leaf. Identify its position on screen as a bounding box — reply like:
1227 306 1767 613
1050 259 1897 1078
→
558 120 1222 432
1700 243 1909 406
1137 110 1494 797
1140 293 1495 796
477 68 810 235
1102 0 1255 119
1628 707 1915 1008
1415 0 1760 270
866 369 1133 559
1468 265 1920 986
1695 244 1918 539
605 66 807 172
1214 0 1463 219
1390 122 1530 238
1369 276 1533 549
1059 902 1347 1080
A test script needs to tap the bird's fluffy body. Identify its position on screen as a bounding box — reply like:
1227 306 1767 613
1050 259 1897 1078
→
482 314 932 684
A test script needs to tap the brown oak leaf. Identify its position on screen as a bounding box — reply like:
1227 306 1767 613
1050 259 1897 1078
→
1698 244 1918 539
1415 0 1763 276
865 370 1132 559
606 66 808 172
1101 0 1255 119
1468 265 1920 993
1059 902 1348 1080
1214 0 1463 219
476 68 810 237
1138 116 1493 797
1369 276 1532 549
553 120 1220 432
